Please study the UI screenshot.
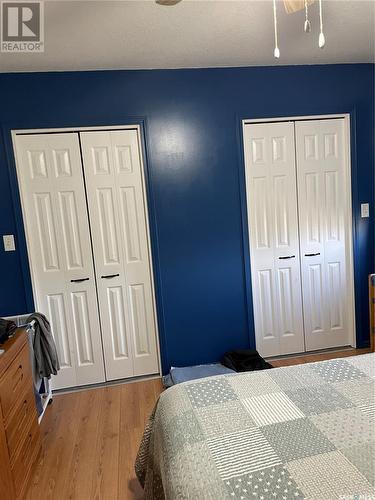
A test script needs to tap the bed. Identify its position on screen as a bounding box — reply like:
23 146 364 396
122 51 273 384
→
136 353 375 499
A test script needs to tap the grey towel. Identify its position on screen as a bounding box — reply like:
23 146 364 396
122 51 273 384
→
27 313 60 379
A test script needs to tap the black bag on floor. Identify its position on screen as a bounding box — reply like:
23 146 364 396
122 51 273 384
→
221 349 273 372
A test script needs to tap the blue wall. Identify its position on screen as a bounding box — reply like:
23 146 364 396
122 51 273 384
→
0 64 373 373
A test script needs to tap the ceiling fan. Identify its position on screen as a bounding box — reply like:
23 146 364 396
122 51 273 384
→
155 0 182 5
155 1 313 12
272 0 325 58
155 0 325 58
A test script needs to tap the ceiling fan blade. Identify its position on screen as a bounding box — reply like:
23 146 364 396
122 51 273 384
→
283 0 315 14
155 0 182 5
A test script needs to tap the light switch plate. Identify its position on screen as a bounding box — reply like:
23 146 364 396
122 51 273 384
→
361 203 370 218
3 234 16 252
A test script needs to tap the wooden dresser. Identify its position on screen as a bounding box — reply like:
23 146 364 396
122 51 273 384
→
0 329 41 499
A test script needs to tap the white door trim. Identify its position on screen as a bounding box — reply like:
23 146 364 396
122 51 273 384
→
242 113 356 351
12 124 140 134
243 114 349 124
11 124 162 378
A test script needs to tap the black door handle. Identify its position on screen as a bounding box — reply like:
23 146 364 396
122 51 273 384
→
305 252 321 257
71 278 90 283
278 255 295 260
101 274 120 279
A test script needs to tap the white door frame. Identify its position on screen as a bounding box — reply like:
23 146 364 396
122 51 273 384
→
11 124 162 378
242 113 356 351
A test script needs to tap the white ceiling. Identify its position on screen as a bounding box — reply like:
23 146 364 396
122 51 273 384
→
0 0 374 73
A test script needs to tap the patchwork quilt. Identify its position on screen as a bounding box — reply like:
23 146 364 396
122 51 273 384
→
135 354 375 500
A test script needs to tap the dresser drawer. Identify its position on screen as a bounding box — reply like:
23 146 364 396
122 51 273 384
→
11 418 41 499
5 387 37 463
0 344 32 422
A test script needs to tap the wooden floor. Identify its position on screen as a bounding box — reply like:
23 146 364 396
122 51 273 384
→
270 346 372 367
26 378 163 500
26 347 371 500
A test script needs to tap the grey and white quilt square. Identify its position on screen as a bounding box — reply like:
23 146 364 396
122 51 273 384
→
136 353 375 500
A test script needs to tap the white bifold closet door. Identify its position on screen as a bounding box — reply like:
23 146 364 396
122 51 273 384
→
15 128 159 389
80 130 159 380
295 119 351 350
15 133 105 389
243 122 305 357
244 118 353 358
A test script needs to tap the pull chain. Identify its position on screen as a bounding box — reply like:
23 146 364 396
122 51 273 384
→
319 0 326 47
304 0 311 33
273 0 280 58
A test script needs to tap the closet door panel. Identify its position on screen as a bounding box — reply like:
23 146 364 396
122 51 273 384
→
244 122 305 357
257 268 277 341
15 134 105 389
58 190 84 270
307 261 325 334
277 267 295 335
71 288 96 366
81 130 159 379
33 191 60 273
97 188 121 266
46 292 75 386
295 119 351 350
107 285 130 360
103 278 134 380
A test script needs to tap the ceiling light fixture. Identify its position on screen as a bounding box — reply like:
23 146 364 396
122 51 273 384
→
155 0 182 5
273 0 326 58
155 0 326 58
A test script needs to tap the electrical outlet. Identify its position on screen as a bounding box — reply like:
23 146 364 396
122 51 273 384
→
3 234 15 252
361 203 370 218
